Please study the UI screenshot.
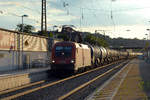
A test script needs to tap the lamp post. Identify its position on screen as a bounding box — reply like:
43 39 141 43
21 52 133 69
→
53 25 57 39
146 29 150 58
21 15 28 33
143 38 146 46
145 33 148 40
21 14 28 69
146 29 150 40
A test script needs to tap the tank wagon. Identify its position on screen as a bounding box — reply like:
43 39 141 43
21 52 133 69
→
51 41 137 73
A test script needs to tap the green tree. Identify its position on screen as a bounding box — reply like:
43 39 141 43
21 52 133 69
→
57 33 69 41
16 24 35 33
84 34 108 47
37 31 50 37
49 32 53 37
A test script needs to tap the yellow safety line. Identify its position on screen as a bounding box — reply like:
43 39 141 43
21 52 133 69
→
1 60 124 100
58 61 128 100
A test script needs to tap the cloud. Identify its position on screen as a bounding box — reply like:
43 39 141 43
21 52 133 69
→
51 15 78 22
0 0 150 39
0 1 21 6
47 8 65 14
79 24 148 39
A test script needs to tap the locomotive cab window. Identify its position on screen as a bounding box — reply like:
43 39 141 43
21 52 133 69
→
55 46 72 58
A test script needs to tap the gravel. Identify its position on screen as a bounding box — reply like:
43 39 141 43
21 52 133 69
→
4 61 126 100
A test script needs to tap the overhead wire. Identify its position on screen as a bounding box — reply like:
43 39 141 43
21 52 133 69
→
65 3 150 13
110 0 118 38
57 0 150 31
0 0 41 25
84 0 108 34
3 0 150 34
28 0 41 14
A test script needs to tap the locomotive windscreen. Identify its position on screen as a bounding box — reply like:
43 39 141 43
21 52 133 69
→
55 46 72 58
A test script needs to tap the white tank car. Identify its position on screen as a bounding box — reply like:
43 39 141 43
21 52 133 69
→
99 47 107 64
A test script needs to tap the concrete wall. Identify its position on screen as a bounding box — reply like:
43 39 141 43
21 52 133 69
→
0 28 52 72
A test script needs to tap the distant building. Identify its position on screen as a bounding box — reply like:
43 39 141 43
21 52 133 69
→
51 25 82 43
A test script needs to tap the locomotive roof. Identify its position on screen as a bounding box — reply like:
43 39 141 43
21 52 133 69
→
75 43 90 49
55 41 90 49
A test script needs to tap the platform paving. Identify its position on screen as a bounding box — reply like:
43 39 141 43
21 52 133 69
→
0 67 50 92
87 59 150 100
0 67 50 77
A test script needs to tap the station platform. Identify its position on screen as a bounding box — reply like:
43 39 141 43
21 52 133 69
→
87 59 150 100
0 67 50 77
0 67 50 92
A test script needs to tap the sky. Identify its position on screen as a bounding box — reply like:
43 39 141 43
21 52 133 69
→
0 0 150 39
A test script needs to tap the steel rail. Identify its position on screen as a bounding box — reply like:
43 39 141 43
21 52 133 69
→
58 61 128 100
1 60 124 100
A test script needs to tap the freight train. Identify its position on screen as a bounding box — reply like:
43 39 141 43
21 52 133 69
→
51 41 137 73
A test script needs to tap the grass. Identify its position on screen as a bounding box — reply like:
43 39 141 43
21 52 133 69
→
139 80 150 100
140 80 150 92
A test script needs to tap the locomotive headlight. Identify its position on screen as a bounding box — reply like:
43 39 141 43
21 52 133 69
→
70 59 75 63
52 60 55 63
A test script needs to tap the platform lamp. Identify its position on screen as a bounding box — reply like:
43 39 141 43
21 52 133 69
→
146 29 150 58
146 29 150 40
21 14 28 69
53 25 58 39
145 33 148 40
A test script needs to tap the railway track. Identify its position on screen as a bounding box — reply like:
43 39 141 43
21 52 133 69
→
0 59 129 100
58 60 129 100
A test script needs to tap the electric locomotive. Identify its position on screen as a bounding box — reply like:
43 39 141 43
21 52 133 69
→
51 41 91 73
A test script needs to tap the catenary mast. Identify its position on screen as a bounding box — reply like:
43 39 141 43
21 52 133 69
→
41 0 47 34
